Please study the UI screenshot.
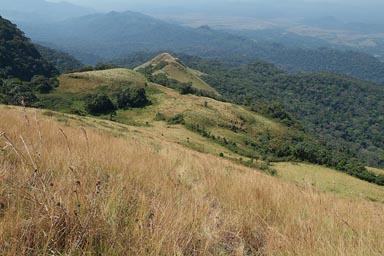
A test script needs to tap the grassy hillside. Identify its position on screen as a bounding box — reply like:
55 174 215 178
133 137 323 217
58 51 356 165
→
38 66 333 171
135 53 219 96
1 105 383 255
274 162 384 203
38 68 148 113
34 61 384 186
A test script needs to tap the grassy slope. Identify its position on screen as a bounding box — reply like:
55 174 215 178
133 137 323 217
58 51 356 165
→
135 53 219 95
58 68 147 93
40 68 288 162
1 105 384 255
38 68 148 112
368 167 384 176
39 68 384 197
274 162 384 203
117 82 287 160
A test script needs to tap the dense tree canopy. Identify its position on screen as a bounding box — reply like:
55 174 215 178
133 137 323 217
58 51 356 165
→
0 16 58 81
181 57 384 168
35 44 84 73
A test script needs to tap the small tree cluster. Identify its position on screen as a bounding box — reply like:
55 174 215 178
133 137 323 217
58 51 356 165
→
85 94 116 115
117 87 149 109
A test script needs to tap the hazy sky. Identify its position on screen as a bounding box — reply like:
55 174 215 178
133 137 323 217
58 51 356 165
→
0 0 374 24
46 0 381 9
45 0 384 23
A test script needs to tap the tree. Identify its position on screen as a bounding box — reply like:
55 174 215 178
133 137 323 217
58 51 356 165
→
31 75 52 94
85 94 116 115
117 87 149 109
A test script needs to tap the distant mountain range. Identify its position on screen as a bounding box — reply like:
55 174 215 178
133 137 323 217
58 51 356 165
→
13 10 384 84
0 0 93 22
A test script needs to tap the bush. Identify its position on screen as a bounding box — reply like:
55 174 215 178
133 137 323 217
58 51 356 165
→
167 114 185 125
179 82 194 95
85 94 116 115
0 94 7 104
117 87 149 109
69 108 87 116
94 63 118 70
30 75 59 93
35 83 53 94
154 112 166 121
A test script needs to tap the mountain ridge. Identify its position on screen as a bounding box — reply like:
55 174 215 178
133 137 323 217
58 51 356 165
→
15 10 384 84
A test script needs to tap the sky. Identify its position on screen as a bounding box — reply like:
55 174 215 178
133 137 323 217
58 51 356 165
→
46 0 383 8
2 0 381 24
45 0 384 23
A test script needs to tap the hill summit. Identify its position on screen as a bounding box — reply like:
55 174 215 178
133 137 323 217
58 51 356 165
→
139 52 178 65
135 53 219 96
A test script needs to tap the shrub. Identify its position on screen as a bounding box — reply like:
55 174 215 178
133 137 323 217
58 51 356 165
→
117 87 149 109
154 112 166 121
85 94 116 115
179 82 194 95
167 114 185 125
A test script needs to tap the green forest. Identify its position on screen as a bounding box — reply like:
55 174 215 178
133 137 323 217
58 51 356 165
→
179 55 384 168
0 16 57 81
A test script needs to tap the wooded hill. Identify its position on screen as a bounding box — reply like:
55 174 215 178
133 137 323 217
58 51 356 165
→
0 16 57 81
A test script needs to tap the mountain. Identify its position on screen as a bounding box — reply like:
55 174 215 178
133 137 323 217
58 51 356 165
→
35 44 84 73
17 11 258 63
0 16 58 81
19 10 384 84
0 0 93 23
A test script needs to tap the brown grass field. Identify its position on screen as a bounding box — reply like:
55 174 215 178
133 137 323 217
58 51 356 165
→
1 105 384 255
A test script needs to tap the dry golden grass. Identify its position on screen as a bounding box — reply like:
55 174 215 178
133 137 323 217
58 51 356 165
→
1 105 384 255
58 68 147 93
368 167 384 176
